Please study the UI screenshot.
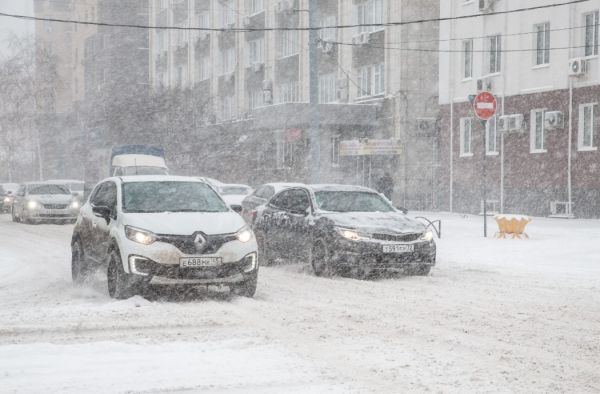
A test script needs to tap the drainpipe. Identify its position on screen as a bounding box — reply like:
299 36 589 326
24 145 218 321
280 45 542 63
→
568 77 573 216
449 101 454 212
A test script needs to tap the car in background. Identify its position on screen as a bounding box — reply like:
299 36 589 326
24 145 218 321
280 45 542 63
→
253 184 436 277
1 183 19 213
111 145 168 176
47 179 85 200
241 182 304 225
11 182 81 224
218 184 253 213
71 176 259 299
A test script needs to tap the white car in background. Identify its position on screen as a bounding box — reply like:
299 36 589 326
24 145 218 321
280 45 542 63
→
218 184 253 213
71 176 259 299
11 182 81 224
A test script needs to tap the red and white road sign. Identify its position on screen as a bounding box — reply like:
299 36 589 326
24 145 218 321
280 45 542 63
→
473 91 497 120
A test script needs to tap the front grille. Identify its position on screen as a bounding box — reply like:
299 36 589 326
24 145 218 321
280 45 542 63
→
38 214 70 218
156 232 237 254
43 204 68 210
372 232 421 243
135 258 246 280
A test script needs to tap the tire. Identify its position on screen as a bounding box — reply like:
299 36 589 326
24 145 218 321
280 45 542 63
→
257 234 274 266
11 207 19 223
71 238 90 284
231 275 257 297
413 265 432 276
310 241 332 277
107 249 138 299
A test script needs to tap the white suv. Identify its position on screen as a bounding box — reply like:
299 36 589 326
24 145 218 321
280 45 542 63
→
71 176 259 298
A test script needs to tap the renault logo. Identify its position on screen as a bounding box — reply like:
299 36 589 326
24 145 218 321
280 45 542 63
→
194 233 206 250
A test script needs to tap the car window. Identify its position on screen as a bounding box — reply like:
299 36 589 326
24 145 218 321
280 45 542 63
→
28 184 70 195
17 185 25 196
270 189 310 212
269 190 292 210
254 186 273 199
315 191 394 213
91 182 115 208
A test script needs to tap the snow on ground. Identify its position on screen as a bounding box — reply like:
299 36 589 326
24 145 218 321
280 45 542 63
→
0 213 599 393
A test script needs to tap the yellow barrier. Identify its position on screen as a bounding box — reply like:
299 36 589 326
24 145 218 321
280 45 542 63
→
494 215 531 239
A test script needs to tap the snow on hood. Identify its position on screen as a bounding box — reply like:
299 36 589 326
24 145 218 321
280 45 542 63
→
318 211 426 234
122 211 246 236
28 194 74 204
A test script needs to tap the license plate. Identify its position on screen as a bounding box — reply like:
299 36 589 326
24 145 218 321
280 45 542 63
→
382 244 414 254
180 257 222 268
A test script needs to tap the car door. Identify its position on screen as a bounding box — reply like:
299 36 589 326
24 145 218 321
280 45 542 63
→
78 184 102 258
13 185 26 216
91 181 118 264
278 188 313 261
258 189 295 259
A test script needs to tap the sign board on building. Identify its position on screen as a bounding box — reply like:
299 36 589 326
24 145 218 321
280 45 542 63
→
339 139 402 156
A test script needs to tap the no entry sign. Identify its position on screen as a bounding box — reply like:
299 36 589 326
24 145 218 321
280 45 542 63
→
473 91 497 120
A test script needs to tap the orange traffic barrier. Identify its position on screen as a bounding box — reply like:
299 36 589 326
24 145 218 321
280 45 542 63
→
494 214 531 239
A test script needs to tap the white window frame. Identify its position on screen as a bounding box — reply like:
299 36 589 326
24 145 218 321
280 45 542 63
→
486 34 502 75
220 46 236 75
356 0 384 34
197 56 210 81
530 109 547 153
486 115 499 155
247 37 265 66
221 0 236 28
279 30 299 58
319 73 337 103
460 117 473 157
331 136 340 167
463 39 473 79
246 0 264 15
276 140 294 169
248 86 263 110
277 81 300 103
356 63 385 98
534 22 550 66
578 103 598 151
584 11 599 57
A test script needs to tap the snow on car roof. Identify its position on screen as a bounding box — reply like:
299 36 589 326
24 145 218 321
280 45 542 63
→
116 175 209 183
266 182 306 192
220 183 252 189
309 184 377 193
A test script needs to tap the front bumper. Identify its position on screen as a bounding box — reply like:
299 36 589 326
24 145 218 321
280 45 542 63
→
24 208 79 220
330 238 436 273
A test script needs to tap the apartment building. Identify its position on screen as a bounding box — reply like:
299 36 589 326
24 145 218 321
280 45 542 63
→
439 0 600 218
148 0 439 208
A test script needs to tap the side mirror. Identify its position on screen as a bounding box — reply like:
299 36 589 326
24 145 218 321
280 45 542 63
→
72 192 79 197
92 205 112 223
396 207 408 214
231 205 242 213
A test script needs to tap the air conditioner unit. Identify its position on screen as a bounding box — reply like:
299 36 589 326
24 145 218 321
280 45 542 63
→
545 111 564 129
550 201 574 218
251 62 264 72
321 41 335 54
416 118 436 133
275 0 294 14
497 115 510 132
508 114 524 132
243 16 251 28
569 58 587 76
479 0 494 12
476 77 493 92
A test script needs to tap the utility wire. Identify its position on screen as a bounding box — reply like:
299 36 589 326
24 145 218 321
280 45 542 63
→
0 0 590 32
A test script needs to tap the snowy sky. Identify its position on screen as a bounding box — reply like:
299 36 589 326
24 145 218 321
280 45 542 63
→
0 0 34 55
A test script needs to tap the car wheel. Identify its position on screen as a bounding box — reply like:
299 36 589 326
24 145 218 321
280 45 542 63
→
107 249 137 299
11 207 19 222
231 275 257 298
257 234 274 266
71 239 89 284
413 265 432 276
310 241 332 277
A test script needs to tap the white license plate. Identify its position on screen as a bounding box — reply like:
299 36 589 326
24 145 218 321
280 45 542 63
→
180 257 222 268
382 244 415 254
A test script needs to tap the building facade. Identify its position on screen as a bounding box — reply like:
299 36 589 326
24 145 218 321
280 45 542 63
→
439 0 600 218
148 0 440 208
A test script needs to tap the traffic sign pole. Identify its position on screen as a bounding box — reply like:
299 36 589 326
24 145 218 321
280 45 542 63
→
473 92 497 238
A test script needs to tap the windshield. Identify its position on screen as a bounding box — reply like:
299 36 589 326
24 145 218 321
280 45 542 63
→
115 166 169 176
28 184 70 195
220 186 251 195
315 191 395 213
122 181 229 213
69 183 84 191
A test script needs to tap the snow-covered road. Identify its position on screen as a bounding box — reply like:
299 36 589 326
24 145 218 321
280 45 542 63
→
0 213 599 393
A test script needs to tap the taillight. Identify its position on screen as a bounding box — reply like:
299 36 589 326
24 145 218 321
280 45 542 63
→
250 210 257 223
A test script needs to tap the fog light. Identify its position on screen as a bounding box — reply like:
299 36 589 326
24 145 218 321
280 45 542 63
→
242 253 257 273
128 255 152 276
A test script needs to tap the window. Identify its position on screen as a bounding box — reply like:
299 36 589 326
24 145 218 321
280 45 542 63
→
248 86 263 110
460 118 472 157
534 22 550 65
585 11 599 57
486 116 498 155
279 30 299 58
319 15 337 42
221 94 235 120
331 136 340 167
247 37 265 66
579 103 597 150
276 140 294 169
197 11 210 29
486 34 502 74
277 81 300 103
220 46 236 74
176 66 184 87
319 73 337 103
356 0 383 34
463 39 473 79
530 109 546 153
221 0 235 27
246 0 263 15
357 63 385 98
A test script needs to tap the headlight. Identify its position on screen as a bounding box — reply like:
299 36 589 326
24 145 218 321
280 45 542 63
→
26 200 39 210
236 225 254 243
70 201 80 209
420 230 434 242
125 226 157 245
3 197 10 203
335 227 371 241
